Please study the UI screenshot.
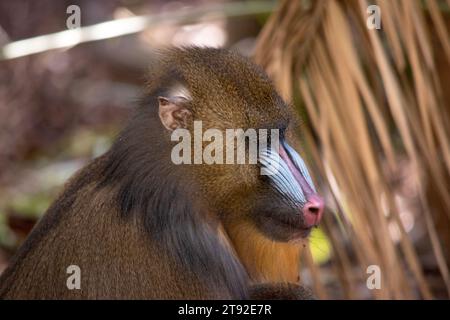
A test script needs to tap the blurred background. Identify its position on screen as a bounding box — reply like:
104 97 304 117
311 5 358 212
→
0 0 449 299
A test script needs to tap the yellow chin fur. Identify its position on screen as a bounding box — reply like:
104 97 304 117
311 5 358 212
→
223 220 303 283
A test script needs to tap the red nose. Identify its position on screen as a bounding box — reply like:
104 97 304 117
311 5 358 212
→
302 194 324 227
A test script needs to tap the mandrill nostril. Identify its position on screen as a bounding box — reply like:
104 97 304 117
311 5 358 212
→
307 206 320 215
302 195 325 227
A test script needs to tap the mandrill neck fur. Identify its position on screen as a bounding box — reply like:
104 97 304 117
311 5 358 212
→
99 95 302 291
98 98 250 298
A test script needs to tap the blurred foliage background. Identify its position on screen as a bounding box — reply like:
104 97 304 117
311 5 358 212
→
0 0 449 299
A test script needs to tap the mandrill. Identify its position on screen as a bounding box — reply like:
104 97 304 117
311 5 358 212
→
0 47 324 299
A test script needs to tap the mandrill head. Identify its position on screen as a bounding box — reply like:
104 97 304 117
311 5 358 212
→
153 47 324 243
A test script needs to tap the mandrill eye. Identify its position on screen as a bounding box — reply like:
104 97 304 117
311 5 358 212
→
279 128 286 140
263 127 285 151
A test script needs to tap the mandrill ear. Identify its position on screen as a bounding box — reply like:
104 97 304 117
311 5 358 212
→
158 85 192 131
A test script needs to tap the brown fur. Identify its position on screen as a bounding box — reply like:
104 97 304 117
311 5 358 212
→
0 47 312 299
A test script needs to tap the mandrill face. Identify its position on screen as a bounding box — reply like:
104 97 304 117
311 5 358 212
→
157 47 324 242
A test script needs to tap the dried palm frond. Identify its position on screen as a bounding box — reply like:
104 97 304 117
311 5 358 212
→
255 0 450 299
